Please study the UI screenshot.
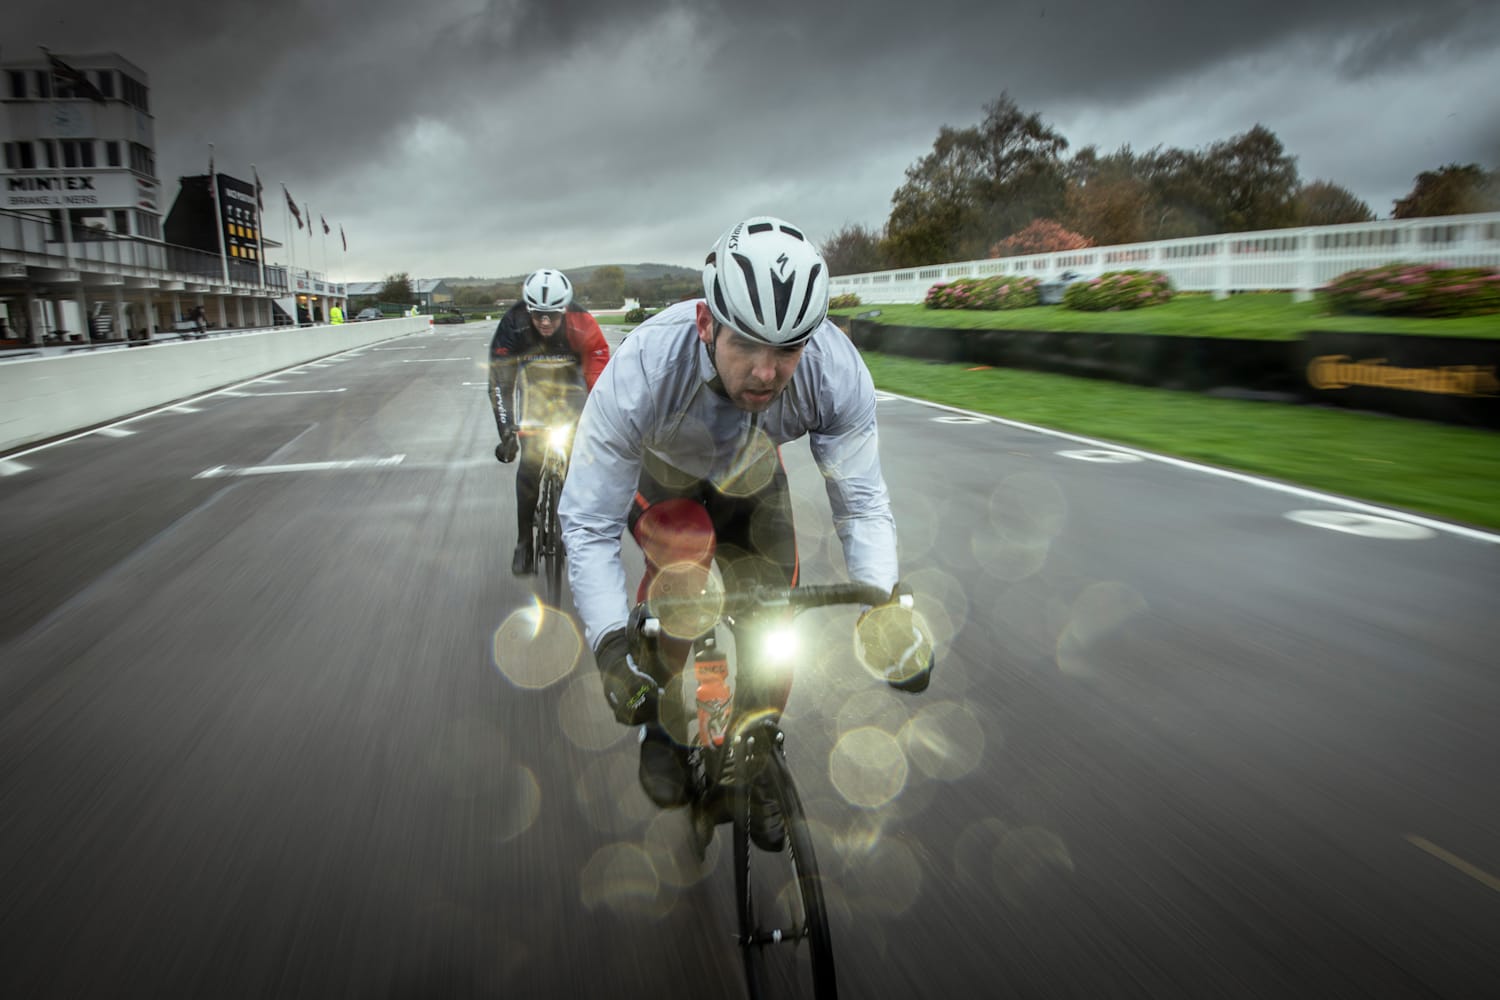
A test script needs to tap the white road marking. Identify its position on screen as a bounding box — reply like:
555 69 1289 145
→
373 346 427 351
95 427 138 438
399 357 470 363
235 388 349 397
1058 449 1144 463
1285 510 1436 540
194 455 406 479
1 459 31 476
2 337 405 461
167 405 202 413
255 378 287 385
881 391 1500 546
1407 835 1500 893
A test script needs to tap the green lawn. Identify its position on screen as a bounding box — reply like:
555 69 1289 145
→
833 294 1500 340
862 353 1500 531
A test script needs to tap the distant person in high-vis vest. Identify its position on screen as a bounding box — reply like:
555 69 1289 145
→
330 304 344 325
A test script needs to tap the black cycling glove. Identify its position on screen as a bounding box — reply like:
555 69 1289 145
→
495 429 518 463
595 627 659 726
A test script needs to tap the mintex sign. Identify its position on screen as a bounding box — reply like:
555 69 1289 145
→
4 172 154 211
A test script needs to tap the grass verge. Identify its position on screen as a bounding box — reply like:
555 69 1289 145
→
834 294 1500 339
862 352 1500 531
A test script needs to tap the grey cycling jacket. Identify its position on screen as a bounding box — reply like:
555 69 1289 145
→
558 299 900 653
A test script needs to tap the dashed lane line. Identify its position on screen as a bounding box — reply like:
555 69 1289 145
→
194 455 406 479
879 391 1500 546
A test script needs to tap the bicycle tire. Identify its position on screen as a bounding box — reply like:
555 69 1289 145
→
535 472 564 606
736 749 837 999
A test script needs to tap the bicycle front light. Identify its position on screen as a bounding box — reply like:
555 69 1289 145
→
761 624 801 665
546 424 572 453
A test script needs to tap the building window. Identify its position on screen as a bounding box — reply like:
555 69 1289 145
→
33 70 51 99
16 141 37 170
95 70 115 99
121 76 149 112
40 139 58 168
129 142 156 176
7 71 24 99
114 210 129 234
105 141 121 167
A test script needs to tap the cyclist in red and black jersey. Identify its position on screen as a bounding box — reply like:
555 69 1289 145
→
489 268 610 575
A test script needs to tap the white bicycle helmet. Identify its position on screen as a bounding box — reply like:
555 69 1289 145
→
523 268 573 312
702 216 829 345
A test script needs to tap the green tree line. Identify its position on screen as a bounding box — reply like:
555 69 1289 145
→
822 94 1500 274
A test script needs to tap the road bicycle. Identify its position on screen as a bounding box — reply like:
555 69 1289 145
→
528 422 573 606
634 580 910 999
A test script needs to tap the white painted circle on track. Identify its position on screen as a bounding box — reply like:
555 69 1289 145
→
1057 449 1144 463
934 415 988 425
1285 510 1436 540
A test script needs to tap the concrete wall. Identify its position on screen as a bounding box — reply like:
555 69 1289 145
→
1 317 430 453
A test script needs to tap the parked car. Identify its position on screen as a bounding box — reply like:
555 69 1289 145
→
1038 269 1088 305
354 308 383 321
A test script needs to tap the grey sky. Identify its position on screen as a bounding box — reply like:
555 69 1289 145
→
9 0 1499 282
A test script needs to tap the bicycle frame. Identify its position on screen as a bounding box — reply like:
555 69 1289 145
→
528 422 573 605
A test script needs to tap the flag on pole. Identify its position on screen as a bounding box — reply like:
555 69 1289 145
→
252 166 264 213
340 225 347 252
41 48 108 104
284 185 303 229
321 215 330 236
208 143 215 178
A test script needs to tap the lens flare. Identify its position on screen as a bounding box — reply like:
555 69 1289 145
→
899 701 987 781
829 727 909 808
546 424 572 453
1055 581 1149 678
492 597 581 689
760 624 800 664
579 843 668 917
557 673 629 752
853 604 935 685
646 562 724 639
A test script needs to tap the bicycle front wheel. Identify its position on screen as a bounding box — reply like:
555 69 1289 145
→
736 748 837 999
535 473 564 606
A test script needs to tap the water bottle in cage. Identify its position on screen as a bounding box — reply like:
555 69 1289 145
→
694 636 732 747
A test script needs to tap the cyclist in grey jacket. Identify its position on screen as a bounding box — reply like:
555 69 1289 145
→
557 216 932 841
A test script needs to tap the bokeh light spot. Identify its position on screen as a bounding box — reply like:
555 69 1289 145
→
558 674 629 752
899 701 987 781
492 598 581 689
579 843 665 916
829 727 909 808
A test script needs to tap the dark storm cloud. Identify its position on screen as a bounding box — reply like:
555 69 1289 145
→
8 0 1498 276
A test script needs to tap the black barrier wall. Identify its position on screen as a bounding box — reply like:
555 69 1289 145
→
844 319 1500 429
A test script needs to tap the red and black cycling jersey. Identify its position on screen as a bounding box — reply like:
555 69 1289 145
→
487 301 610 434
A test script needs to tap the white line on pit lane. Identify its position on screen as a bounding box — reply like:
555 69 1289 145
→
95 427 137 438
233 388 349 397
398 358 470 363
879 391 1500 546
1 339 398 463
194 455 406 479
0 459 31 476
1058 449 1144 463
373 346 428 351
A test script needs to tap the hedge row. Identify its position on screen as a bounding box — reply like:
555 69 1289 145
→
1321 263 1500 319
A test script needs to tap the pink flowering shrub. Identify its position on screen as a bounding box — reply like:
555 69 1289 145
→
829 292 862 309
924 275 1041 310
1321 263 1500 318
989 219 1095 257
1063 270 1174 311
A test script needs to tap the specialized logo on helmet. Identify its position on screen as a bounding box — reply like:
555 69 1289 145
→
775 253 790 277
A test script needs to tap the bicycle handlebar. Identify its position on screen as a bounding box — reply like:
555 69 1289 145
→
636 581 901 638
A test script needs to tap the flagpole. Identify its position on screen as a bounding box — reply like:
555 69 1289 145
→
251 164 266 291
207 144 230 285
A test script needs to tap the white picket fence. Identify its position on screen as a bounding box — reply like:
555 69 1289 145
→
828 212 1500 304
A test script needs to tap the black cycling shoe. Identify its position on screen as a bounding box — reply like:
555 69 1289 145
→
749 777 786 852
511 538 535 576
638 726 691 808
